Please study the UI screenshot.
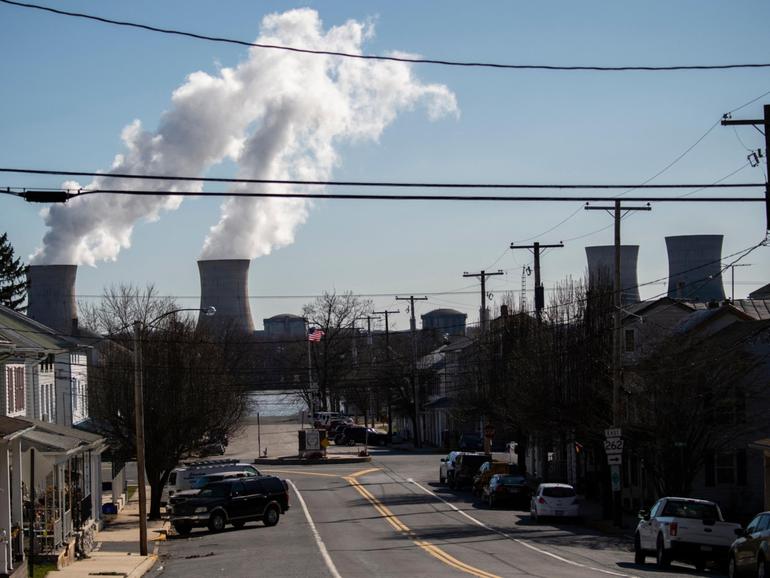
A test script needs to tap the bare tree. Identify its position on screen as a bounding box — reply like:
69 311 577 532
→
84 285 250 518
302 291 372 411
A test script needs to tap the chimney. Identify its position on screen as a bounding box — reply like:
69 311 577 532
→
197 259 255 333
585 245 641 305
666 235 725 302
26 265 78 336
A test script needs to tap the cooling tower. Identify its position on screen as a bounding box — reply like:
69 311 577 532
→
197 259 255 333
585 245 641 305
26 264 78 335
666 235 725 301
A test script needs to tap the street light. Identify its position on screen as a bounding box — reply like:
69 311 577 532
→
133 306 215 555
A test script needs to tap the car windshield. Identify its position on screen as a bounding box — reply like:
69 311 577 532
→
461 456 489 470
661 500 719 520
499 475 526 485
198 484 230 498
542 486 575 498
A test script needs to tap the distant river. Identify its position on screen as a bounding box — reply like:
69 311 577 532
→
247 390 309 417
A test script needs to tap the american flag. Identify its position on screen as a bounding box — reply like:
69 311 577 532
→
308 328 325 342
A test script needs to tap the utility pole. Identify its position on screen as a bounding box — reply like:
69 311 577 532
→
463 269 503 332
372 309 399 442
356 315 381 426
721 104 770 231
510 241 564 322
132 320 148 556
396 295 428 448
585 200 650 527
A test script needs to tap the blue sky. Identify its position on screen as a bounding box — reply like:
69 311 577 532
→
1 0 769 331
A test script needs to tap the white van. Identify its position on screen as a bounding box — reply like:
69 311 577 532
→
161 459 261 505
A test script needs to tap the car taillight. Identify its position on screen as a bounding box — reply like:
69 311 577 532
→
669 522 678 537
538 497 545 504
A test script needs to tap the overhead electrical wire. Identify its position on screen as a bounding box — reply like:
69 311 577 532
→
0 167 764 191
3 0 769 73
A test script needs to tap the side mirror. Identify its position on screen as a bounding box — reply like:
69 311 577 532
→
440 458 447 463
734 527 748 537
638 509 650 521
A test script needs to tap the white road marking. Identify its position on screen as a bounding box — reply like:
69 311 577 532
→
407 478 640 578
287 479 343 578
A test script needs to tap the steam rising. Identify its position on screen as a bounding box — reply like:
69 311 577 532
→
32 9 457 266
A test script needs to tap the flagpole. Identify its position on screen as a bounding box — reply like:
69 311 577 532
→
306 319 314 415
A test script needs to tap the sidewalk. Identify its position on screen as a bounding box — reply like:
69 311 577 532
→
46 490 166 578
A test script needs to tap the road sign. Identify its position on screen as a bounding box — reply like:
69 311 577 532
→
604 438 624 453
607 454 622 465
305 429 320 450
610 464 622 491
604 428 622 439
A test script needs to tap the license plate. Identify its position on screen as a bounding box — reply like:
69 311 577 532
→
700 545 712 552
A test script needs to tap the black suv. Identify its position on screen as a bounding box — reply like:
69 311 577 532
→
340 426 388 446
170 476 289 536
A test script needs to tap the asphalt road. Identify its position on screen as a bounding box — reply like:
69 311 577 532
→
152 452 727 578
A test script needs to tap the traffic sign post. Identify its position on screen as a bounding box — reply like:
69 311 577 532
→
610 464 622 492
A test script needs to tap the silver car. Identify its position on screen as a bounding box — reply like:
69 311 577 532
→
439 451 463 485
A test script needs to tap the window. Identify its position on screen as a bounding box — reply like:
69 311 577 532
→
624 329 635 353
716 453 735 484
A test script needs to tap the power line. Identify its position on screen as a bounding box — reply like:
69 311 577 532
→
1 167 764 191
3 0 769 73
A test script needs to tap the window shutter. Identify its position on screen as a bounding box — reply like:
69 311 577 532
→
704 450 715 487
736 449 747 486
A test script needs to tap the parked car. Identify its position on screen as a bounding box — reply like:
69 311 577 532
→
169 475 289 536
530 483 579 522
635 497 741 571
449 453 489 490
439 451 463 485
339 426 388 446
728 510 770 577
313 412 343 429
472 461 522 496
483 474 532 509
162 459 261 505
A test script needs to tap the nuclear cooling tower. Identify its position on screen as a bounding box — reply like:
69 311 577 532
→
197 259 255 333
26 264 78 335
585 245 641 305
666 235 725 302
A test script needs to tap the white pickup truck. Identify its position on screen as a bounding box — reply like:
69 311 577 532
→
635 496 741 571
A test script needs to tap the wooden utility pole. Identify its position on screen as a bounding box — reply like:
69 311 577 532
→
510 242 564 322
372 309 399 441
463 269 503 332
585 200 650 527
721 104 770 230
396 296 428 448
132 320 148 556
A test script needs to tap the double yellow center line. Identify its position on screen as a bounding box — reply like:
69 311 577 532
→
345 469 500 578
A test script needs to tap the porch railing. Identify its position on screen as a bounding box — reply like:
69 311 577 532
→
63 509 72 539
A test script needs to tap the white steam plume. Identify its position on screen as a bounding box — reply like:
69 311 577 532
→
32 9 457 265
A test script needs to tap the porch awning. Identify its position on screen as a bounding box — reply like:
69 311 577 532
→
21 429 84 455
749 438 770 452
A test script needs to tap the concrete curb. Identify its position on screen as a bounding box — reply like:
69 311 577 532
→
127 554 158 578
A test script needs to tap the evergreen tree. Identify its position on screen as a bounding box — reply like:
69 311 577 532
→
0 233 28 311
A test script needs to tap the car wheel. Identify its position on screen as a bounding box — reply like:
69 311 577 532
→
531 509 538 523
439 474 445 484
634 533 645 565
758 554 767 578
263 505 280 527
208 512 226 533
487 494 495 509
655 534 670 569
727 554 737 578
173 522 192 537
232 521 246 529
